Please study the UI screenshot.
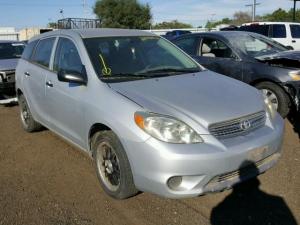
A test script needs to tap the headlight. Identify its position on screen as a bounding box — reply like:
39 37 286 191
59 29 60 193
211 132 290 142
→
289 71 300 81
262 92 276 119
134 112 203 144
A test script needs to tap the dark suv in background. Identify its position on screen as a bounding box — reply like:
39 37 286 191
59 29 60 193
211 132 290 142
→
0 40 25 99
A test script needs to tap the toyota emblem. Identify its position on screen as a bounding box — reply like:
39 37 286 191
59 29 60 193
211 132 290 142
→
240 120 251 131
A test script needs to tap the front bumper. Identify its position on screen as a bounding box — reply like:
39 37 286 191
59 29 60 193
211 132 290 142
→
123 113 284 198
0 71 15 95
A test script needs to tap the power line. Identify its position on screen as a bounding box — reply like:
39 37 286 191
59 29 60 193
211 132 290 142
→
246 0 260 21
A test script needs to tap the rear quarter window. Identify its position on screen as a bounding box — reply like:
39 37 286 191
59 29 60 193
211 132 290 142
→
31 38 55 68
290 25 300 38
240 25 269 36
21 40 38 60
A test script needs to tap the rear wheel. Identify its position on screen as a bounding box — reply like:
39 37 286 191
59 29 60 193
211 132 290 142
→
92 130 138 199
255 82 291 118
18 94 43 132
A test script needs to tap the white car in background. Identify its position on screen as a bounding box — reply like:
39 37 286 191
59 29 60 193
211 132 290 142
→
240 22 300 50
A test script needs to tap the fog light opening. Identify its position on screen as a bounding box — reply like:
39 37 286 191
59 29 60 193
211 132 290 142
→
167 176 183 190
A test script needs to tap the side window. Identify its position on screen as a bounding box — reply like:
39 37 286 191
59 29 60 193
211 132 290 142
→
22 40 38 60
201 38 236 59
54 38 82 75
240 25 269 36
270 24 287 38
173 37 199 55
290 25 300 38
32 38 55 68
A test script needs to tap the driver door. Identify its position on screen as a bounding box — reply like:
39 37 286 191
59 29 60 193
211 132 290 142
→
194 37 244 81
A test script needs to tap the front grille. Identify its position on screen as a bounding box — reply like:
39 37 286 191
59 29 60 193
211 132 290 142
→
208 111 266 139
0 70 15 83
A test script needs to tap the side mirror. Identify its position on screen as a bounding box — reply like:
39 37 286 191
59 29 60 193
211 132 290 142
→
57 65 88 85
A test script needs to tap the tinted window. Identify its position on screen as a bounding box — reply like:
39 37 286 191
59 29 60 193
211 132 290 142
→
22 40 37 60
240 25 269 36
290 25 300 38
173 37 198 55
32 38 55 68
270 24 286 38
0 42 25 60
201 38 236 59
54 38 82 75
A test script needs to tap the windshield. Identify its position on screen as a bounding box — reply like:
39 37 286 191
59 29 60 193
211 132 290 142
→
229 34 287 58
84 36 201 81
0 42 25 60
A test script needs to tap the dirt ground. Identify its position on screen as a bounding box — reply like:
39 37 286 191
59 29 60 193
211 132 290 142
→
0 105 299 225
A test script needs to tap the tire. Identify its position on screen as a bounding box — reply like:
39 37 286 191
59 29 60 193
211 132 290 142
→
92 130 138 199
255 82 291 118
18 94 43 132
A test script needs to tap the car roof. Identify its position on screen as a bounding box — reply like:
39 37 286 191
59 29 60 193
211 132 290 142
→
30 28 157 42
176 31 256 39
243 22 300 26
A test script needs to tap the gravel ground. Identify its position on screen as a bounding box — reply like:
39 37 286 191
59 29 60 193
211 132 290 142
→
0 105 299 225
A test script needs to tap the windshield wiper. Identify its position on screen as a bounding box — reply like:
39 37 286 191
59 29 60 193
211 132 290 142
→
100 73 149 80
137 68 201 76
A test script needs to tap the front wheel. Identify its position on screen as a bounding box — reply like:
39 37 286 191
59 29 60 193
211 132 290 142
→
255 82 291 118
92 131 138 199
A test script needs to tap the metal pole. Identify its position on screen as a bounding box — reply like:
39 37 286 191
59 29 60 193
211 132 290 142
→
253 0 256 21
293 0 297 22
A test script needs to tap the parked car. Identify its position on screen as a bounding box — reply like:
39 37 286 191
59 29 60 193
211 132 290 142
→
172 31 300 117
240 22 300 50
16 29 284 199
162 30 192 40
0 40 25 98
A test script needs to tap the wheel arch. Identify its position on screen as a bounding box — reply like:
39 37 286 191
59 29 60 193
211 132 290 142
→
88 123 112 153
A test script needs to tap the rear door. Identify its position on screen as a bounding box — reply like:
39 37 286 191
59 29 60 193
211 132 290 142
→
269 24 289 47
22 37 56 124
289 24 300 50
45 37 87 147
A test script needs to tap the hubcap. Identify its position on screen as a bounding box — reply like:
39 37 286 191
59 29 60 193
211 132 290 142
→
96 142 120 192
20 99 30 126
262 89 279 110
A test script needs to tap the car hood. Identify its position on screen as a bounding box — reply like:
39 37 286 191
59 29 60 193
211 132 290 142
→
0 58 19 71
256 51 300 69
109 71 265 132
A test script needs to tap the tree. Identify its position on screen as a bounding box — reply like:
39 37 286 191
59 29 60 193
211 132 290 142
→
47 22 57 29
261 8 300 22
152 20 193 29
94 0 152 29
232 11 251 25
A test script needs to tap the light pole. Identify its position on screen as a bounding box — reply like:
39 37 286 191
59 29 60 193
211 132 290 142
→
246 0 260 21
293 0 300 22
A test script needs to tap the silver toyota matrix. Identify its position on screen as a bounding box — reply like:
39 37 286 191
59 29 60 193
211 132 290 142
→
15 29 284 199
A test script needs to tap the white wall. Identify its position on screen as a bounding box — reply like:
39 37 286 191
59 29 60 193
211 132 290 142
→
0 27 19 41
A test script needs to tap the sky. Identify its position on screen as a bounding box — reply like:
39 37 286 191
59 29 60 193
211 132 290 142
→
0 0 295 30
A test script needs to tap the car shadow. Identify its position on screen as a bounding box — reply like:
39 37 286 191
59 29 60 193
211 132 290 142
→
210 161 297 225
287 109 300 139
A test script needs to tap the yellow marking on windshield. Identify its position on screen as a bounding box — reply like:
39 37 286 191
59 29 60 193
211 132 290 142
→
99 54 112 76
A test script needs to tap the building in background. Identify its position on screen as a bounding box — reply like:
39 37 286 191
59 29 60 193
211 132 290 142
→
19 27 53 41
0 27 19 41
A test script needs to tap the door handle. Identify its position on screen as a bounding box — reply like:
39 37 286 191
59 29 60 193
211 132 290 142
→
24 72 30 77
46 81 53 87
292 40 296 43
